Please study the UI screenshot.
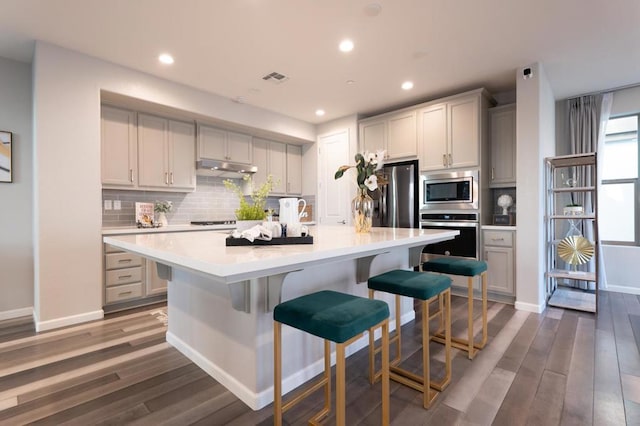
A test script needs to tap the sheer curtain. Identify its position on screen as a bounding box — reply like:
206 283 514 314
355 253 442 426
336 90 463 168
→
567 93 613 290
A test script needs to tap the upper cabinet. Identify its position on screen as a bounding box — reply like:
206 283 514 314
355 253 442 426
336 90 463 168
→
101 106 195 192
489 104 517 187
252 138 302 196
418 92 482 172
253 138 286 194
359 110 417 161
197 124 252 165
101 106 137 188
286 144 303 195
138 114 196 191
359 88 491 172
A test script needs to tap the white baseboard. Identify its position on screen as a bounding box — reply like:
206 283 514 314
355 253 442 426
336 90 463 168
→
167 331 264 410
603 285 640 295
167 309 416 411
0 307 33 321
35 309 104 332
514 300 545 313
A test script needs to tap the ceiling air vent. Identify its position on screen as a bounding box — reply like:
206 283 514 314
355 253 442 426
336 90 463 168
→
262 71 289 84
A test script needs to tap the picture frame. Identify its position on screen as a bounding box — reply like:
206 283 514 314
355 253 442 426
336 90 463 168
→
0 130 12 183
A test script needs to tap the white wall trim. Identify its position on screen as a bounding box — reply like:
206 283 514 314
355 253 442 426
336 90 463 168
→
514 300 545 313
35 309 104 332
603 286 640 296
0 307 33 322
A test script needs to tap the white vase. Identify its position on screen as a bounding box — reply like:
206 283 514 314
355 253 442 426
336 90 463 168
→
157 212 169 227
236 220 262 232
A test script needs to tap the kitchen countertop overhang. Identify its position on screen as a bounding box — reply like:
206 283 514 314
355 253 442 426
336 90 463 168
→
103 225 459 312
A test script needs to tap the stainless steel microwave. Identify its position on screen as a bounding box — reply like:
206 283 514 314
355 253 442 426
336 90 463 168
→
420 170 479 210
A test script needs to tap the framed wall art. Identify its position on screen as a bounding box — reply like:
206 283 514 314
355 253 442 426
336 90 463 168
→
0 131 12 183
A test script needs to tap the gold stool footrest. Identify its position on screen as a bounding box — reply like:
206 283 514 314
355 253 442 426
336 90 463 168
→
432 333 486 359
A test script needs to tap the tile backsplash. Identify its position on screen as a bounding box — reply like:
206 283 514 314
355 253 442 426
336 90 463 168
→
102 175 313 227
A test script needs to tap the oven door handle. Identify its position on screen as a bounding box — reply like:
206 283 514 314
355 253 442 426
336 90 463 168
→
420 221 478 228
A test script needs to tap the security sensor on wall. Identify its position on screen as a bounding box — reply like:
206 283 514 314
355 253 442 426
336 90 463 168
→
523 67 533 80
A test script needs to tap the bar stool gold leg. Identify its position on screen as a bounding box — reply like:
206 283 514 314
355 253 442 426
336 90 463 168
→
336 343 346 425
422 299 431 408
274 321 282 426
467 276 475 359
381 320 390 426
481 271 488 348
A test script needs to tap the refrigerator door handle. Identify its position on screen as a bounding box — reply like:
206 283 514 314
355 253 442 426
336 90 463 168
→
381 185 387 225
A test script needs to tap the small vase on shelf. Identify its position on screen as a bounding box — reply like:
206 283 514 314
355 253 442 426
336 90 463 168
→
352 188 374 233
156 212 168 227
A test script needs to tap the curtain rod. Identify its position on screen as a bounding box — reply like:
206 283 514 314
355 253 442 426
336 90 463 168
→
567 82 640 100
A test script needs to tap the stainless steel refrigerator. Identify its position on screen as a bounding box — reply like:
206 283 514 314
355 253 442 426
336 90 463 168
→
372 159 419 228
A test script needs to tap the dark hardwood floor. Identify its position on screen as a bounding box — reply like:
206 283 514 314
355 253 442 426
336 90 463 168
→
0 291 637 425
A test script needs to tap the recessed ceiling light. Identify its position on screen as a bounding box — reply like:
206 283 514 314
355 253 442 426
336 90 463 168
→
401 81 414 90
346 80 356 85
158 53 174 64
315 109 326 117
339 39 354 52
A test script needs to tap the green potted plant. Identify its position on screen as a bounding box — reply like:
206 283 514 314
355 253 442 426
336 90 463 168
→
224 175 276 230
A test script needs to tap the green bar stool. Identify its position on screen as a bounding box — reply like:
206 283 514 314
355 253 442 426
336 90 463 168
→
273 290 390 426
367 269 452 409
422 257 488 360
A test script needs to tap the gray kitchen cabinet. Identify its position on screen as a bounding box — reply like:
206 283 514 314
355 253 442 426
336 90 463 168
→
359 110 417 161
252 138 301 195
489 104 516 187
286 144 303 195
146 260 168 296
101 106 137 188
103 243 167 309
252 138 287 194
418 92 482 172
483 229 515 296
138 114 196 191
197 124 253 165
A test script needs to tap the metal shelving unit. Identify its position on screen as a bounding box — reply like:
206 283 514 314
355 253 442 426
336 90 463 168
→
545 153 598 313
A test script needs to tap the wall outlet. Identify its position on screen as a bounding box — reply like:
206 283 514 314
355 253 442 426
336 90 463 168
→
113 200 121 210
104 200 112 210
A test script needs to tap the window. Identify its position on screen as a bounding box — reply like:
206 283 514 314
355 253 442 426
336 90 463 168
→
600 114 639 245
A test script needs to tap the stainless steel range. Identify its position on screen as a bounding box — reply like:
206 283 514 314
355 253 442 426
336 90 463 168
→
190 220 236 226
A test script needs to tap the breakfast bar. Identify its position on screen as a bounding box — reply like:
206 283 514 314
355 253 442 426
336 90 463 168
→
103 225 458 410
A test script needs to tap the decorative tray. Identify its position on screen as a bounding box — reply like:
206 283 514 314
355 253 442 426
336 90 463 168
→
225 236 313 246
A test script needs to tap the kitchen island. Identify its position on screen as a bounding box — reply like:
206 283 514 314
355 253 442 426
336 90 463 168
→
103 225 458 409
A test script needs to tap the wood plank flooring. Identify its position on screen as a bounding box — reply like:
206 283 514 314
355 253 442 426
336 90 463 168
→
0 292 638 425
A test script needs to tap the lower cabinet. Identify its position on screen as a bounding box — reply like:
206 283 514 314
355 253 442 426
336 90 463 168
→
483 229 515 296
104 244 167 308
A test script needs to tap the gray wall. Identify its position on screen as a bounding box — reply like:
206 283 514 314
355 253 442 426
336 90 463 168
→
0 56 33 316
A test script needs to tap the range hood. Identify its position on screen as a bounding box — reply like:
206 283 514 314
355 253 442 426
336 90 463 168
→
196 159 257 178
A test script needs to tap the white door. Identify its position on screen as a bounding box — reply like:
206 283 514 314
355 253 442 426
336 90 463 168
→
318 130 350 226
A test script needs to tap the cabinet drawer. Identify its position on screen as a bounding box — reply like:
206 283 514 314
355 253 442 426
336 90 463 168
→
106 266 143 286
105 283 143 303
483 230 513 247
106 252 142 269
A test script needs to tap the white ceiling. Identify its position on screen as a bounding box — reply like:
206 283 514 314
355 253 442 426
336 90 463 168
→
1 0 639 123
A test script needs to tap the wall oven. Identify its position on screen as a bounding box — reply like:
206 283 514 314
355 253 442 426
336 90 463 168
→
420 212 479 259
421 170 479 211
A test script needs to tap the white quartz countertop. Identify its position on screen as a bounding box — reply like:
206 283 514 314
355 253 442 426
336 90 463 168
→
103 225 459 284
102 224 236 235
